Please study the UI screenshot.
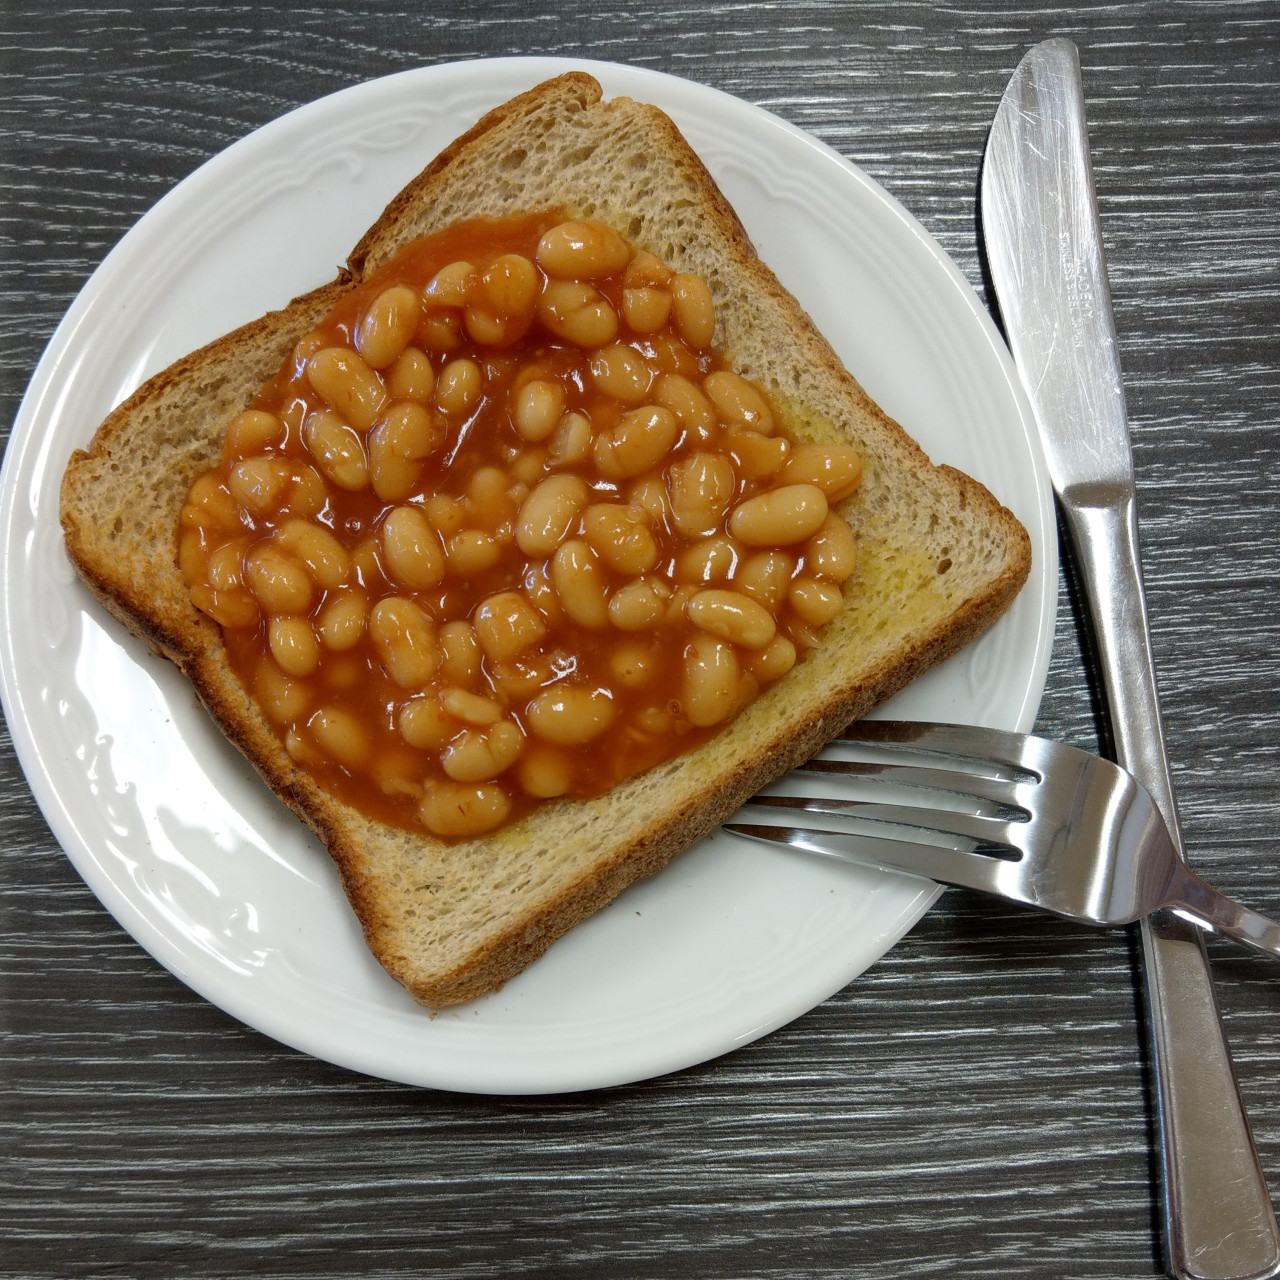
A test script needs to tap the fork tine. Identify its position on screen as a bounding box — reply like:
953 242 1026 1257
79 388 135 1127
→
840 719 1042 772
724 821 1020 899
745 794 1026 850
794 758 1026 812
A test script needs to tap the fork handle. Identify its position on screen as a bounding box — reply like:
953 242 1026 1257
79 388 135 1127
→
1065 496 1280 1279
1171 868 1280 960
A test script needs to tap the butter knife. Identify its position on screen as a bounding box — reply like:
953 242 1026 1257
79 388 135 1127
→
980 38 1280 1280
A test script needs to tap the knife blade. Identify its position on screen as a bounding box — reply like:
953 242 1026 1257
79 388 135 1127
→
980 38 1280 1280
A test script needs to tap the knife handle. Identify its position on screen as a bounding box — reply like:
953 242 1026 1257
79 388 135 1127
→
1062 497 1280 1280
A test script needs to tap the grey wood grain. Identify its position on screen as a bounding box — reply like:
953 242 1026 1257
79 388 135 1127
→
2 2 1278 1277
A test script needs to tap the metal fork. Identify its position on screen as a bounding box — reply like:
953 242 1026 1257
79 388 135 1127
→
725 721 1280 957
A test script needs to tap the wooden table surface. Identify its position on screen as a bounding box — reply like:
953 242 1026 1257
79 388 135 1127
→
2 3 1278 1277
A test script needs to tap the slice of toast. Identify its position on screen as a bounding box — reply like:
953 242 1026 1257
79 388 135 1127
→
60 73 1031 1007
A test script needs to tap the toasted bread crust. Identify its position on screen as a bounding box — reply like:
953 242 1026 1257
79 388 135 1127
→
60 74 1031 1008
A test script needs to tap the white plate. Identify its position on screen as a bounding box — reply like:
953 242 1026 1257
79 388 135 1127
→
0 59 1056 1094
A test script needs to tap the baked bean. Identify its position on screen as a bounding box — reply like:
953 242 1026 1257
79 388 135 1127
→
789 577 844 626
255 658 309 724
303 410 370 491
627 476 670 526
284 465 328 519
426 493 467 537
291 331 327 374
306 347 387 431
182 474 242 533
216 590 258 630
538 280 617 347
269 617 320 677
582 504 658 575
438 620 481 686
550 540 609 628
369 597 436 688
622 287 671 333
371 750 424 801
435 358 483 416
274 519 350 590
350 537 381 584
635 704 675 736
464 306 512 347
805 513 857 582
653 373 716 436
747 634 797 682
725 428 789 480
367 445 420 504
308 707 370 768
792 621 822 652
474 590 548 661
686 589 776 649
512 378 565 442
382 506 445 589
229 456 291 515
509 449 546 488
223 409 284 460
192 585 259 630
418 780 511 838
442 720 524 783
368 404 439 501
475 253 538 319
440 687 502 725
645 332 702 379
447 528 501 575
704 370 774 434
526 685 615 746
398 696 457 750
663 582 699 626
515 474 588 557
667 451 737 536
520 560 563 626
517 746 573 798
623 250 674 289
673 535 738 584
783 443 863 501
206 538 248 593
536 219 630 279
670 273 716 348
607 579 669 631
423 259 475 307
465 465 512 514
418 311 462 353
285 727 321 767
608 639 660 686
385 347 436 402
317 590 367 651
590 344 654 404
245 544 312 615
373 401 440 460
548 410 593 466
489 652 555 700
735 550 796 608
682 634 739 727
178 531 207 584
728 484 829 546
356 285 420 369
593 405 678 478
